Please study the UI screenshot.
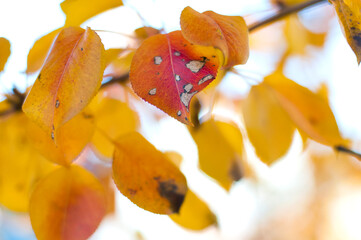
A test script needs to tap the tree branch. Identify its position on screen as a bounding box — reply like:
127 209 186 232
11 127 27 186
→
248 0 328 32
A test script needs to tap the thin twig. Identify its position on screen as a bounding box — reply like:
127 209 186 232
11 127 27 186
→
248 0 328 32
335 145 361 160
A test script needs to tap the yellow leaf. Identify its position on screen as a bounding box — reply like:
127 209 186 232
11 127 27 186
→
180 6 249 68
264 71 345 146
330 0 361 63
0 37 11 72
164 151 183 168
243 84 295 165
90 97 139 159
0 113 55 212
134 26 161 41
26 28 62 74
170 190 217 230
105 50 134 78
104 48 125 66
28 111 95 166
30 165 107 240
272 0 309 6
23 27 105 138
61 0 123 27
112 132 187 214
189 119 247 191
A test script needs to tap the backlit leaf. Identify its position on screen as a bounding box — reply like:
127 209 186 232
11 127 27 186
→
26 28 62 74
189 119 246 191
0 37 11 72
112 132 188 214
28 111 95 166
61 0 123 27
180 6 249 68
330 0 361 63
0 113 55 212
130 30 220 125
134 26 161 41
104 48 125 66
170 190 217 230
105 50 134 78
23 27 105 138
30 165 107 240
90 97 139 159
243 84 295 165
264 71 345 146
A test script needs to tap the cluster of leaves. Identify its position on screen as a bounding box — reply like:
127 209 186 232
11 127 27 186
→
0 0 361 239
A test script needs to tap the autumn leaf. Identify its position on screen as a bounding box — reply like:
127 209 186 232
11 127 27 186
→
26 28 62 74
90 96 139 159
189 119 247 191
104 48 125 66
130 30 220 125
272 0 309 7
0 37 11 73
30 165 107 240
180 6 249 68
264 71 345 147
112 132 188 214
105 50 135 78
170 190 217 230
61 0 123 27
28 111 95 166
23 27 105 138
134 26 161 41
0 113 55 212
330 0 361 64
243 84 295 165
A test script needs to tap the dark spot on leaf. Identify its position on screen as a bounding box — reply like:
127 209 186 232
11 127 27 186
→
353 35 361 47
38 74 41 79
183 44 187 47
55 100 60 108
212 64 215 67
82 112 94 119
81 47 83 51
200 56 209 62
128 188 137 195
308 116 318 125
153 176 161 180
157 180 185 213
212 55 216 58
156 72 160 75
229 157 243 181
185 117 188 121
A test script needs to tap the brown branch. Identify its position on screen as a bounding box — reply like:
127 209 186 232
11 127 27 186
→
335 145 361 161
248 0 328 32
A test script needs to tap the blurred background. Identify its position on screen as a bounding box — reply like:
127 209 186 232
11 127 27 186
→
1 0 361 239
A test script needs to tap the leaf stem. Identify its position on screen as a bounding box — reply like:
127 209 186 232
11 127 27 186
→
248 0 328 32
335 145 361 160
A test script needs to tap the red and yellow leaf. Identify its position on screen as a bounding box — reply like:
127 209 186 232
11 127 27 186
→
130 30 220 125
30 165 107 240
26 28 62 74
112 132 188 214
264 71 345 147
61 0 123 27
22 27 105 138
0 113 55 212
330 0 361 64
0 37 11 72
180 6 249 68
242 84 295 165
189 119 248 191
28 111 95 166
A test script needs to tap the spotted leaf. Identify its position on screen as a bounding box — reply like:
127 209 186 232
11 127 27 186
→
330 0 361 64
0 37 11 72
130 30 220 125
112 132 188 214
22 27 105 139
180 6 249 68
30 165 107 240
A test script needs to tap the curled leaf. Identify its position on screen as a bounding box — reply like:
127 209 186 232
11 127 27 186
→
330 0 361 64
0 37 11 72
30 165 107 240
112 132 187 214
61 0 123 26
180 6 249 68
130 30 220 125
23 27 105 138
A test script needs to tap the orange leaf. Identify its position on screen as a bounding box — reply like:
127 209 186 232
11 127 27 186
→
26 28 62 74
264 71 345 146
243 84 295 165
30 165 107 240
180 6 249 68
112 132 187 214
0 37 11 72
28 111 95 166
130 30 220 125
61 0 123 27
330 0 361 64
23 27 105 138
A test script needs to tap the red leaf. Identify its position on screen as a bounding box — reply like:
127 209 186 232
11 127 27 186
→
129 30 220 125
